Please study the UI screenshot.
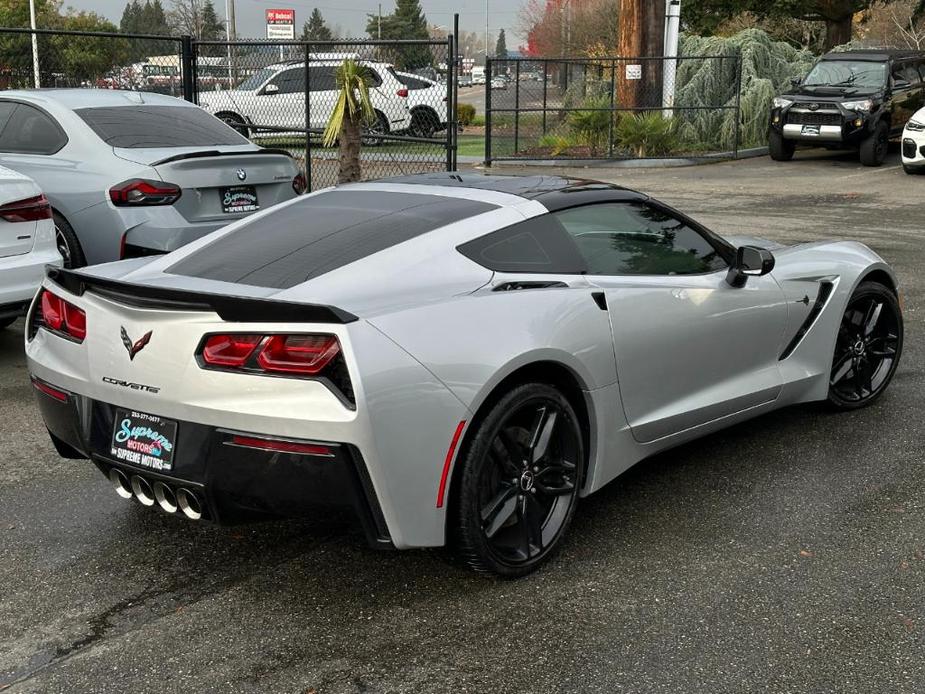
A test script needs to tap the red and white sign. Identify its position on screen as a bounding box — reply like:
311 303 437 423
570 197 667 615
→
266 9 295 39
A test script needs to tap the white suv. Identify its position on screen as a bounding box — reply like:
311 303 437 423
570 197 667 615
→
199 56 410 142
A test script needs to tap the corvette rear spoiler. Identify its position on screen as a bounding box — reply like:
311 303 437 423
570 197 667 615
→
46 267 358 324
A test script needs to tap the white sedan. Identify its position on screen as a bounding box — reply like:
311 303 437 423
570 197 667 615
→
0 166 61 329
902 107 925 174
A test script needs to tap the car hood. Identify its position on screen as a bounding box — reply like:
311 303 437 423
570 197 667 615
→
781 87 883 101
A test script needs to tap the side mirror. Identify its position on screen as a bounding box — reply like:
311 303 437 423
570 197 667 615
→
790 77 801 88
263 83 279 95
726 245 775 288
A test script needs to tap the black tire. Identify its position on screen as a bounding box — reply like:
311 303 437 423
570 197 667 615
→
410 107 440 139
216 112 250 137
0 317 16 330
362 111 389 147
450 382 585 577
859 122 889 167
53 212 86 269
769 130 795 161
828 281 903 410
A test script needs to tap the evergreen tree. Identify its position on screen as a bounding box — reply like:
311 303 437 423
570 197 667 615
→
120 0 142 33
199 0 224 40
494 27 507 58
301 8 334 42
365 0 431 69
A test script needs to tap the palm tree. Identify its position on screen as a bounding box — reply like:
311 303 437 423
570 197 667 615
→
322 59 375 184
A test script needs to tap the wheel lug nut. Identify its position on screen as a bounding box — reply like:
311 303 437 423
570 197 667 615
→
532 466 539 472
530 488 536 494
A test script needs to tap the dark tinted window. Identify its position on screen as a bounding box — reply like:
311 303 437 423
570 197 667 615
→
169 191 496 288
895 62 920 84
398 74 431 90
270 68 304 94
76 105 248 148
308 66 336 91
0 103 67 154
556 203 728 275
365 68 383 88
457 214 586 273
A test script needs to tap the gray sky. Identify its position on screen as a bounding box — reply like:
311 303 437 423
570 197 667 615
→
62 0 525 46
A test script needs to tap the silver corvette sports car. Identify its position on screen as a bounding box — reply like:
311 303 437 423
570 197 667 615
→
26 174 903 576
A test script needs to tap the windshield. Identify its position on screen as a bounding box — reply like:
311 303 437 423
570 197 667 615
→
803 60 887 90
236 68 275 91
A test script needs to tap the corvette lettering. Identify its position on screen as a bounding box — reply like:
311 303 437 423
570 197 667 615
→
102 377 161 393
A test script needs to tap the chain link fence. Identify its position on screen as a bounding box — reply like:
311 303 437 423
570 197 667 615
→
195 38 455 191
485 56 742 162
0 28 458 190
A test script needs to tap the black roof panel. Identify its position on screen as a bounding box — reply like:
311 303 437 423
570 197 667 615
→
382 172 647 210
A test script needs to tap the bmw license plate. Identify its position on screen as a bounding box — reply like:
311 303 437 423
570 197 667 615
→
110 408 177 471
220 185 258 213
801 124 821 136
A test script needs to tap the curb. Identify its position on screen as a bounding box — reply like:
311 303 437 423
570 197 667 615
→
465 146 770 169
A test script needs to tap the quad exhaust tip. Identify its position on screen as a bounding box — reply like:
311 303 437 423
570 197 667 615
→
153 481 178 514
176 488 202 520
130 475 156 507
109 468 203 520
109 468 133 499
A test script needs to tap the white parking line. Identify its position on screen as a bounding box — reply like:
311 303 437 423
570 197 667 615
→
839 164 902 178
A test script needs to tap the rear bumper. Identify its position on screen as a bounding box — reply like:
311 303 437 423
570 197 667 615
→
31 378 392 546
0 243 61 313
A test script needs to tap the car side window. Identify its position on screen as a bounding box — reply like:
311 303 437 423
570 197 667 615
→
0 103 67 154
899 63 920 84
365 69 383 88
457 214 586 274
554 203 728 276
270 68 305 94
308 66 336 91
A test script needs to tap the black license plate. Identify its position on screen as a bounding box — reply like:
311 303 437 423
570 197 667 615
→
110 408 178 471
801 124 821 136
221 185 258 213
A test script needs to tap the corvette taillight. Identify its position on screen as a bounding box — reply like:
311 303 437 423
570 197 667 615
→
199 333 341 376
109 179 181 206
0 194 52 222
39 289 87 342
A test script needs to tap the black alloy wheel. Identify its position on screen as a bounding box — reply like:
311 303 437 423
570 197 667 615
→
53 212 85 269
860 122 889 166
452 383 584 577
828 281 902 409
218 113 249 137
362 112 389 147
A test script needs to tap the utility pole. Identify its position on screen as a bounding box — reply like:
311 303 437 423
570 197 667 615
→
225 0 236 85
378 4 382 39
662 0 680 114
484 0 489 62
29 0 40 88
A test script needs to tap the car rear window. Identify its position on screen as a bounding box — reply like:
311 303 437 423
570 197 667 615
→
167 190 497 289
75 105 249 148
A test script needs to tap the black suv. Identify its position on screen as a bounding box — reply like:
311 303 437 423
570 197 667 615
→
768 49 925 166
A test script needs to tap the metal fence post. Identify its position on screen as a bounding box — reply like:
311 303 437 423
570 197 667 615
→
514 60 520 155
542 59 548 136
733 55 742 159
484 58 492 167
446 32 455 171
180 35 195 103
609 59 616 157
304 42 312 192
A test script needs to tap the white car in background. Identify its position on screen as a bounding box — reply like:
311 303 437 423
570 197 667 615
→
901 107 925 174
395 71 447 138
0 166 61 329
199 56 410 142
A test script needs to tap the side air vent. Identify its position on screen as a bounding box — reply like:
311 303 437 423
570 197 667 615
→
492 281 568 292
779 281 835 360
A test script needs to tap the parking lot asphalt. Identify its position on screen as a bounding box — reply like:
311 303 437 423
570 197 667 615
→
2 148 924 693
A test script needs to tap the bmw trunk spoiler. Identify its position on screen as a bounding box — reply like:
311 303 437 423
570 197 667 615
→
45 267 358 324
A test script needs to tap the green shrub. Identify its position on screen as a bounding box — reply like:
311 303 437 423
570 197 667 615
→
538 133 574 156
614 112 680 158
458 103 476 126
568 95 611 155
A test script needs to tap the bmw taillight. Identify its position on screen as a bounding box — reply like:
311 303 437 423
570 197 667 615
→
292 172 307 195
109 179 181 206
197 333 351 403
0 194 52 222
38 289 87 342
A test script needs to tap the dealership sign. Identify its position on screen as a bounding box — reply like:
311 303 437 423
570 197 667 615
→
266 9 295 40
